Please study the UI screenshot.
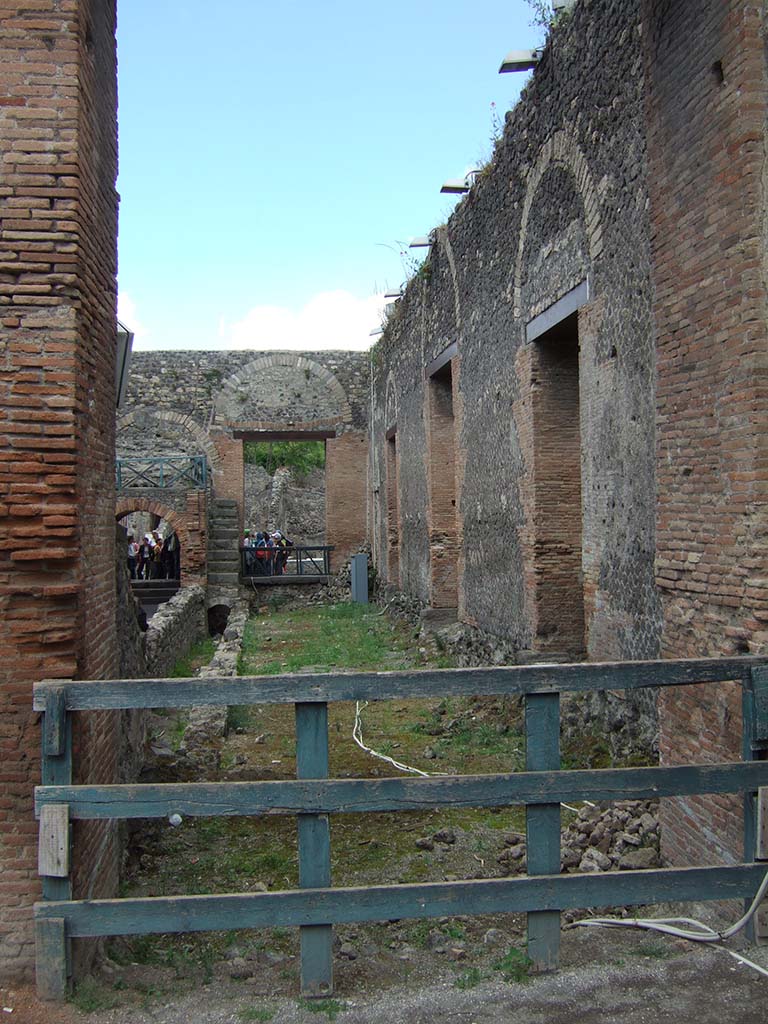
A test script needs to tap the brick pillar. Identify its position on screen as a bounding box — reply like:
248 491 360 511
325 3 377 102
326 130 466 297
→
645 0 768 865
326 432 368 569
0 0 119 977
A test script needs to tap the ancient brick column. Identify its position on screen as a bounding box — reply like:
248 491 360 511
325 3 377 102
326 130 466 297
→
646 0 768 866
0 0 119 977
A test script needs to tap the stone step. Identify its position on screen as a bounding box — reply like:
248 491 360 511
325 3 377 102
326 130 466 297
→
208 571 240 586
212 528 239 540
208 560 240 573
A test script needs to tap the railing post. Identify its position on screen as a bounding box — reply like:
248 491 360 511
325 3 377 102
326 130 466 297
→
525 691 561 971
295 702 333 996
37 686 73 998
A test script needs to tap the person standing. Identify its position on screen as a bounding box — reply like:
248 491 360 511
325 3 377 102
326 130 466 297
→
127 534 138 579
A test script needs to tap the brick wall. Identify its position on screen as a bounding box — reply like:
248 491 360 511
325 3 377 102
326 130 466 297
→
325 432 368 569
115 493 208 585
0 0 119 976
530 317 585 657
425 364 458 609
645 0 768 865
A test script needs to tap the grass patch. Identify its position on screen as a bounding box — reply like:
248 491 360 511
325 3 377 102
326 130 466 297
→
239 1007 276 1022
492 945 532 984
298 997 348 1019
171 635 217 677
632 939 672 960
455 966 485 990
69 978 122 1013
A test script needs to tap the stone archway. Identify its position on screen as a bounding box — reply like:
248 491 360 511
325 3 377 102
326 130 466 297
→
214 352 354 430
116 408 220 467
115 495 207 584
510 127 604 318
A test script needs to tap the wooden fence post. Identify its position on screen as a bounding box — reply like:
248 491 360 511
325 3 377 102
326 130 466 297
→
745 667 768 941
525 691 561 971
296 702 333 996
37 686 72 998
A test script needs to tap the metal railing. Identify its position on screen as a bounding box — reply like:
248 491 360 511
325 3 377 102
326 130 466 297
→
115 456 207 490
240 545 333 579
33 657 768 999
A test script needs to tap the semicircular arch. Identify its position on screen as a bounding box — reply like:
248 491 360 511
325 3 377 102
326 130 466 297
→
215 353 353 428
511 127 604 318
115 497 192 555
116 408 220 467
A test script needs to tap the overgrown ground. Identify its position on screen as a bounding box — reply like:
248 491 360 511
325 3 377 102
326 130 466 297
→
69 600 657 1018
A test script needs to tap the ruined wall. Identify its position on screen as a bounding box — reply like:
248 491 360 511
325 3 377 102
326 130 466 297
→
115 493 208 584
645 0 768 866
0 0 119 976
124 350 369 432
120 350 369 566
370 0 661 666
144 585 207 678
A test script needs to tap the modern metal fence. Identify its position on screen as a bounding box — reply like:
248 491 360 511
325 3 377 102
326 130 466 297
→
240 545 333 580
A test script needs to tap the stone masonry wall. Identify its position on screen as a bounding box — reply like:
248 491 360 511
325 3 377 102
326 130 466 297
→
124 350 370 433
645 0 768 866
0 0 120 977
144 585 207 679
370 0 660 668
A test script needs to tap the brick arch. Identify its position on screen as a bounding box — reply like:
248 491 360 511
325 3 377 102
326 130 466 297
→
385 372 398 428
116 408 220 466
115 496 205 584
510 127 604 318
216 352 353 426
436 224 462 331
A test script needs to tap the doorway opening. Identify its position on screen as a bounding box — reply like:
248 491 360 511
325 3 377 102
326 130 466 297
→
385 429 400 585
242 436 327 546
427 360 458 609
531 311 585 656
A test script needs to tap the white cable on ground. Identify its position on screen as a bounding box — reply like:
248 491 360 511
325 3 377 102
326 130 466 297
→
353 700 452 777
570 863 768 978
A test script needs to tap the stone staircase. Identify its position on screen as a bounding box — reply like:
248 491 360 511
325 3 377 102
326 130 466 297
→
207 498 241 588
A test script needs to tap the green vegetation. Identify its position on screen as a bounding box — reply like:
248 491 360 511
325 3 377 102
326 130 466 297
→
454 966 484 990
239 1007 276 1022
632 939 672 960
171 635 217 678
298 998 348 1020
244 439 325 477
69 978 122 1013
239 601 420 676
492 945 532 984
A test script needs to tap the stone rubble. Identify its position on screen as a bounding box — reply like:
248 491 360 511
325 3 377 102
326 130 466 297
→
496 800 661 876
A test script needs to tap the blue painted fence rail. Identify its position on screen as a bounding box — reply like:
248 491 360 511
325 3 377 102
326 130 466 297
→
33 657 768 1001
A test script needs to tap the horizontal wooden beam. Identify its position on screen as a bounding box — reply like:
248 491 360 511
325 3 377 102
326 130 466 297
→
34 863 768 938
35 761 768 820
32 657 767 712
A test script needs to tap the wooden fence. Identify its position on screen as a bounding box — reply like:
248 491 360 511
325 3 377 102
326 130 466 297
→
33 657 768 999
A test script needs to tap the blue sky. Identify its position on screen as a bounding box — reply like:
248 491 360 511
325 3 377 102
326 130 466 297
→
116 1 542 350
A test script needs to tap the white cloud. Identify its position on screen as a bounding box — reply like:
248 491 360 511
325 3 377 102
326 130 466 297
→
220 290 387 351
117 291 149 345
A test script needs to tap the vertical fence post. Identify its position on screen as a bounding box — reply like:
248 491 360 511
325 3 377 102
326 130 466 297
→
37 686 73 999
296 702 333 996
525 691 561 971
744 667 768 940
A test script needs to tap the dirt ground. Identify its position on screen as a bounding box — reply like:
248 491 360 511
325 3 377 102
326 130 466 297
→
7 923 768 1024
